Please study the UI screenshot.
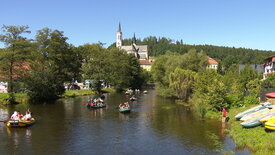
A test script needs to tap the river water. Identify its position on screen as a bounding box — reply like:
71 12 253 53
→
0 89 249 155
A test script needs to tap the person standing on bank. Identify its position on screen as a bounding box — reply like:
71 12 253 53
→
222 108 227 122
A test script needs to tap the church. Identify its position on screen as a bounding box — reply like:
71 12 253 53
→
116 23 149 60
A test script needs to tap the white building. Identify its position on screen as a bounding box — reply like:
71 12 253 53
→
207 57 218 70
116 23 149 60
263 55 275 80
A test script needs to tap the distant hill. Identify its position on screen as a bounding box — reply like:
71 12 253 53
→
109 36 274 65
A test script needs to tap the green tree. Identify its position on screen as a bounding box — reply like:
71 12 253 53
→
192 70 228 112
169 68 196 101
24 28 79 100
0 25 31 103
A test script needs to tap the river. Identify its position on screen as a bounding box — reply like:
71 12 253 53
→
0 89 250 155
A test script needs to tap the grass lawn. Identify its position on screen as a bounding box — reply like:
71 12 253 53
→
62 89 95 98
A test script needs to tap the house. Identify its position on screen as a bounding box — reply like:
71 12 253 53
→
207 57 218 69
139 59 153 71
263 55 275 79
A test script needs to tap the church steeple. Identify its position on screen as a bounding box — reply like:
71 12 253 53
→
116 22 122 47
132 33 137 45
118 22 121 32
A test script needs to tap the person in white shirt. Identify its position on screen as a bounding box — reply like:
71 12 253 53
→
10 111 19 120
22 111 32 121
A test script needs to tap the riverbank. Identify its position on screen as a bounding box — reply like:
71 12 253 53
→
227 105 275 155
0 88 115 105
0 93 29 105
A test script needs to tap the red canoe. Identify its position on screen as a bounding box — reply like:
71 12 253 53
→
266 92 275 98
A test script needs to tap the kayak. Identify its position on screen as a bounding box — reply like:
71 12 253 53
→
266 92 275 98
235 102 272 120
240 105 275 121
240 111 275 128
265 119 275 130
119 107 131 113
259 115 275 124
87 102 106 109
6 118 35 127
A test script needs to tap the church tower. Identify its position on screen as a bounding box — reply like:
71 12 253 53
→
116 23 122 47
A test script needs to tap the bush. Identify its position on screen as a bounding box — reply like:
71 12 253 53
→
244 94 259 105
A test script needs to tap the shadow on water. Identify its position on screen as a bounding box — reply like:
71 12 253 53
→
0 89 250 154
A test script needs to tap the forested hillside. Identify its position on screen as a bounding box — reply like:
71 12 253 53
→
109 36 274 65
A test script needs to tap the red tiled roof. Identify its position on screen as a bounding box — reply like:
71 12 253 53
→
139 60 153 65
0 62 30 79
208 57 218 65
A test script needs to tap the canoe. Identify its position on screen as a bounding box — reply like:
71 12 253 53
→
87 102 106 109
235 102 272 120
240 111 275 128
119 107 131 113
6 118 35 127
265 119 275 130
259 115 275 124
266 92 275 98
240 105 275 121
264 119 275 130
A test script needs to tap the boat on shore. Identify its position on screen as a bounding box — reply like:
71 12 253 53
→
259 115 275 124
6 118 36 127
266 92 275 98
240 111 275 128
240 105 275 121
235 102 272 120
265 119 275 130
119 107 131 113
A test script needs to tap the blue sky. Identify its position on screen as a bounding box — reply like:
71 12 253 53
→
1 0 275 51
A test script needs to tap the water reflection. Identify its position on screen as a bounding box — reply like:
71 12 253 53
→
0 90 248 154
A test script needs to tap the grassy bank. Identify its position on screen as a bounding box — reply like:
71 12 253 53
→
0 93 29 105
0 88 116 104
62 89 95 98
227 105 275 155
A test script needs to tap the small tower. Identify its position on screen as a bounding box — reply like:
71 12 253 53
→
132 33 137 45
116 23 122 47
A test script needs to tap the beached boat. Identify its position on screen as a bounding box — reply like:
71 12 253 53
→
235 102 272 120
259 115 275 124
119 107 131 113
240 111 275 128
240 105 275 121
6 118 35 127
265 119 275 130
266 92 275 98
87 102 106 109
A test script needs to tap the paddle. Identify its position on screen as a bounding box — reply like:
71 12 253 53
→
0 120 9 123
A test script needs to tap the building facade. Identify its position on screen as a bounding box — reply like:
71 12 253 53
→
207 57 218 69
116 23 149 60
263 55 275 80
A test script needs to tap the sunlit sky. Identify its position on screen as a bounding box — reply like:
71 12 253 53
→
1 0 275 51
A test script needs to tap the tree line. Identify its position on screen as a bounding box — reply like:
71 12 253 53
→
152 49 264 118
0 25 147 103
109 36 274 66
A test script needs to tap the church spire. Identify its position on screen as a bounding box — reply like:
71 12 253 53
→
116 22 122 47
118 22 121 32
132 33 136 44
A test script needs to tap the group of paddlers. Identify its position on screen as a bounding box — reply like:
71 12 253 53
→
10 109 32 121
119 102 130 109
88 97 104 106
